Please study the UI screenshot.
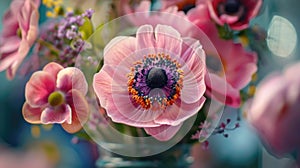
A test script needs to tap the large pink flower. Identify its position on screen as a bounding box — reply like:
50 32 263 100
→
248 62 300 161
202 0 262 30
22 62 89 133
93 24 206 141
188 4 257 107
0 0 40 79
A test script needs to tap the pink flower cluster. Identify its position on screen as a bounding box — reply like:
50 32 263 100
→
0 0 267 144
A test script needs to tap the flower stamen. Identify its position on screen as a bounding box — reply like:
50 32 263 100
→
127 53 184 110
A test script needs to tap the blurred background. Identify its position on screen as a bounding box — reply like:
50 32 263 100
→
0 0 299 167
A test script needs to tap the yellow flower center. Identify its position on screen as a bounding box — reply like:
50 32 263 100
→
48 91 65 107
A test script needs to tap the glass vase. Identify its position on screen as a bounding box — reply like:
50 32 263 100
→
96 142 193 168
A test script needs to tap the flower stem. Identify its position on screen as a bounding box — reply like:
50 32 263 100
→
37 38 60 55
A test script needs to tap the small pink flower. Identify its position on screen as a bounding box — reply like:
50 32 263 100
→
204 0 262 30
0 0 40 79
248 62 300 160
22 62 89 133
188 4 257 107
93 24 206 141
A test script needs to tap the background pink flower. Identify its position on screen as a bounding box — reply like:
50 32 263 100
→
248 62 300 162
188 4 257 107
22 62 89 133
0 0 40 79
120 0 195 36
203 0 262 30
93 24 206 141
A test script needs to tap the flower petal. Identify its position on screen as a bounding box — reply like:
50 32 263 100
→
178 38 206 104
144 124 182 141
25 71 56 107
106 99 161 127
154 97 206 126
56 67 88 95
62 89 89 133
26 7 39 45
154 24 182 55
6 39 30 80
40 104 72 124
220 15 239 24
42 62 64 78
93 65 113 108
103 36 136 66
205 72 241 107
22 102 42 124
136 24 156 50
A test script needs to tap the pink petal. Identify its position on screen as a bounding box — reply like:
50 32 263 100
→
93 65 113 108
62 89 89 133
220 15 239 24
42 62 64 78
107 99 161 127
40 104 72 124
227 63 258 89
26 8 39 45
207 0 224 26
56 67 88 95
181 73 206 104
187 4 210 24
284 62 300 84
144 124 182 141
180 41 206 103
109 83 162 127
103 36 136 66
25 71 56 107
134 1 151 12
136 25 156 50
0 36 20 54
154 24 182 56
154 97 206 126
181 38 206 81
205 73 241 107
6 39 30 80
248 73 287 123
245 0 263 21
1 10 18 37
0 52 18 72
22 102 42 124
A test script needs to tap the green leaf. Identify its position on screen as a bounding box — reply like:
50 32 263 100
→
217 24 234 40
79 18 94 40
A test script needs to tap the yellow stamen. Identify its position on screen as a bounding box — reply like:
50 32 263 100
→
48 91 65 107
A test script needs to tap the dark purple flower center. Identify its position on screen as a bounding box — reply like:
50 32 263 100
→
146 67 168 89
224 0 241 14
127 53 183 109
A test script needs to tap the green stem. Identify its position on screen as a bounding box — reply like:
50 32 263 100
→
37 38 60 55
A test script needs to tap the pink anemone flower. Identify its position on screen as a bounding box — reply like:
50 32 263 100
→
202 0 262 30
188 4 257 107
0 0 40 79
93 24 206 141
248 63 300 163
22 62 89 133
